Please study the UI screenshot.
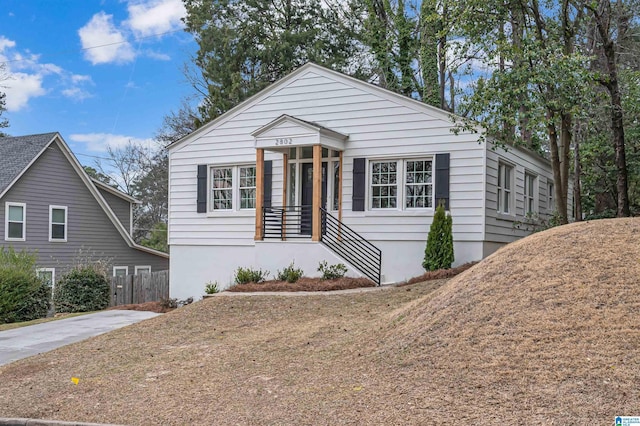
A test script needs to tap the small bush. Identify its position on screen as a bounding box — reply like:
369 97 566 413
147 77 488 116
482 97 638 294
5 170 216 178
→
204 281 219 294
318 261 348 280
234 267 270 284
54 267 110 313
276 261 304 283
0 269 51 323
423 201 454 271
160 298 178 309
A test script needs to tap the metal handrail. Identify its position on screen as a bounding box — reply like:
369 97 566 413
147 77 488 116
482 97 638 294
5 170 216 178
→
263 206 312 239
320 208 382 285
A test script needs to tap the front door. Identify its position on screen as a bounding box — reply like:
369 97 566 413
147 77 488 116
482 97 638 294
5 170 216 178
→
300 162 327 235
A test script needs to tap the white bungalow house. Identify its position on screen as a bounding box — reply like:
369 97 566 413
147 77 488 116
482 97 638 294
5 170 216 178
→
168 63 569 299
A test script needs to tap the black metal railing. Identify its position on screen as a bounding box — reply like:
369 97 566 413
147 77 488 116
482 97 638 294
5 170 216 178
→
263 206 312 239
320 208 382 285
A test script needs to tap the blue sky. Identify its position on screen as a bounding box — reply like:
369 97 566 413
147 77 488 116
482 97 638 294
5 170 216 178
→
1 0 197 165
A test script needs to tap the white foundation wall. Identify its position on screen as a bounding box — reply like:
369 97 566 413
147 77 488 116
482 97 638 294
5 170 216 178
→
170 242 361 300
170 239 484 299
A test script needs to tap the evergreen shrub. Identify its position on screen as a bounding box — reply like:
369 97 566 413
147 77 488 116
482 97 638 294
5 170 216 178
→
54 267 110 313
422 201 454 271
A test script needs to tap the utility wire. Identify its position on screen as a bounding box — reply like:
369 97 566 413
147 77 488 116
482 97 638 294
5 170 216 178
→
0 28 186 65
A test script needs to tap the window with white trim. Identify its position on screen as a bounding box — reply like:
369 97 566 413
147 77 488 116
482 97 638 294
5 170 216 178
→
371 161 397 209
497 162 513 214
210 165 256 211
113 266 128 277
548 182 555 211
5 202 26 241
524 173 536 214
238 166 256 209
135 265 151 275
405 159 433 208
369 159 433 210
36 268 55 287
49 206 67 242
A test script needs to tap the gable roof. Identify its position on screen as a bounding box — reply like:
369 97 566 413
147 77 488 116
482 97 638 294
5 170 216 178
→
0 133 58 195
168 62 458 152
251 114 349 141
0 132 168 259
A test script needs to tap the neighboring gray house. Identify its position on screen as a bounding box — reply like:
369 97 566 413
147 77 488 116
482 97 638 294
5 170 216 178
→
0 132 168 286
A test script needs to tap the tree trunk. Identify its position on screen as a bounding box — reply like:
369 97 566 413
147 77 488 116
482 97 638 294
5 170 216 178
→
573 122 582 221
590 0 630 216
547 113 569 224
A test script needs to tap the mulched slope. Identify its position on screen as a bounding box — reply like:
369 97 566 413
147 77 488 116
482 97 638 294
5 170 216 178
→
378 217 640 423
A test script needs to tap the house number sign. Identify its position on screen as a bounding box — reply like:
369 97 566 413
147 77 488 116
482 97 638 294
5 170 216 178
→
274 138 293 145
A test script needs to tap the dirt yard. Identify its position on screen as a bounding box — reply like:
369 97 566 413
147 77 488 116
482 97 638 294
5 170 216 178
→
1 217 639 425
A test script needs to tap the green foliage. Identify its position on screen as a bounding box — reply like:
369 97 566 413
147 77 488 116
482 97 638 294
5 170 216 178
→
423 202 454 271
317 261 348 280
53 267 110 313
183 0 362 122
0 246 37 274
140 222 168 253
276 261 304 283
0 269 50 323
204 281 219 294
234 267 270 284
513 211 564 233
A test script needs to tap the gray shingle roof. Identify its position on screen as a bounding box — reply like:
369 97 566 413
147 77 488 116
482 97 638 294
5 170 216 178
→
0 133 58 195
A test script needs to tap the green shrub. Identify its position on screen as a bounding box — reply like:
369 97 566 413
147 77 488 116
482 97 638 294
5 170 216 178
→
423 201 454 271
0 269 51 323
276 261 304 283
234 267 270 284
0 246 37 274
204 281 219 294
54 267 110 313
317 261 347 280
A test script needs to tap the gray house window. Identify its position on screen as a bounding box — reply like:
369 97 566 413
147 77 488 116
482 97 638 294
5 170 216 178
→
113 266 128 277
5 202 26 241
49 206 68 242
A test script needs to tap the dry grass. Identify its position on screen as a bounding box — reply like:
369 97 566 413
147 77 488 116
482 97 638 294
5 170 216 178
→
398 261 478 286
1 217 639 425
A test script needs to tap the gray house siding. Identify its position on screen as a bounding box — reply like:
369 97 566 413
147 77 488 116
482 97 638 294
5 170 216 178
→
97 187 132 234
0 140 168 277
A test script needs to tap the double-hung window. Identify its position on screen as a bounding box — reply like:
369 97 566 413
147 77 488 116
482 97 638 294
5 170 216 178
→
5 202 26 241
371 161 398 209
548 182 555 211
49 206 67 242
497 162 513 214
370 159 433 210
405 160 433 208
210 165 256 211
524 173 536 215
238 166 256 209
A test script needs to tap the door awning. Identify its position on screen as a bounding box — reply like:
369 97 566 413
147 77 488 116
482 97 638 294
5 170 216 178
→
251 114 348 152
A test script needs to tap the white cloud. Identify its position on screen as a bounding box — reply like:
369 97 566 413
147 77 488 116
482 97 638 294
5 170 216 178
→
78 12 135 65
145 50 171 61
125 0 186 37
69 132 154 152
3 73 47 111
61 87 93 102
0 37 94 111
0 36 16 51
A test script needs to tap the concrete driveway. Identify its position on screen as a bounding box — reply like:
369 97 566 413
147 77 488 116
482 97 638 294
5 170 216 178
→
0 310 160 366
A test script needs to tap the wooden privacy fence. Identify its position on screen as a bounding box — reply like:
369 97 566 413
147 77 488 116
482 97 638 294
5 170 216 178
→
110 270 169 306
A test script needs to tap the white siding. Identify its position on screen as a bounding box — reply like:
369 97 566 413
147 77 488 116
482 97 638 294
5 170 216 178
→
169 68 486 249
484 143 573 245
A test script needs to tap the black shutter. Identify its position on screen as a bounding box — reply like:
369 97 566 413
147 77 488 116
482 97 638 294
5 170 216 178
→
435 153 450 210
263 160 273 208
352 158 365 211
197 164 207 213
